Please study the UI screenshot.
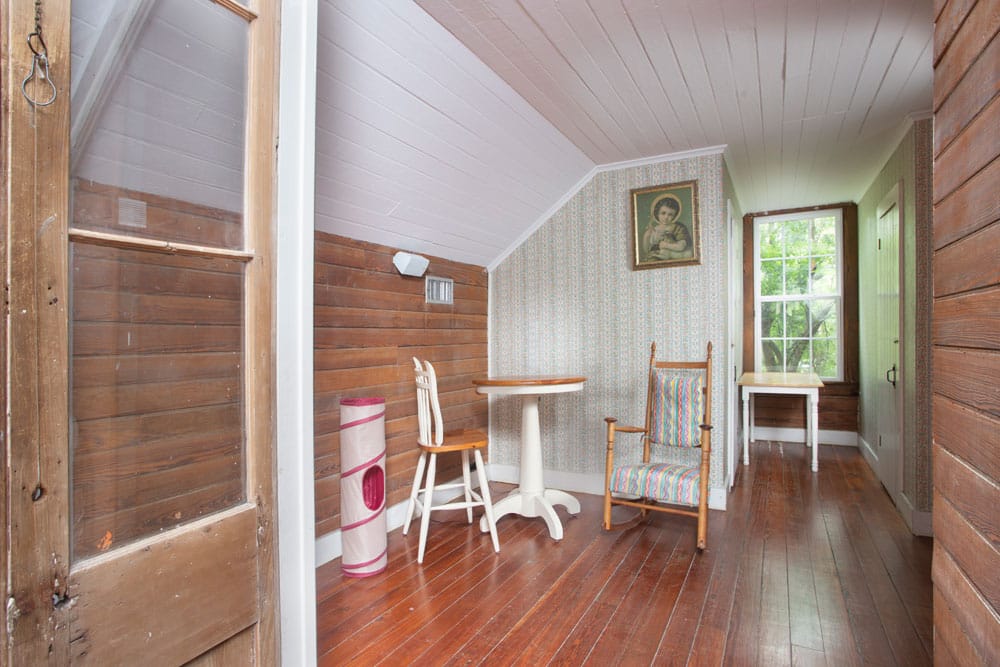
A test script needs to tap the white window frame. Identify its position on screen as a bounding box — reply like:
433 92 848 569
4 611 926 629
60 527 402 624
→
753 208 844 381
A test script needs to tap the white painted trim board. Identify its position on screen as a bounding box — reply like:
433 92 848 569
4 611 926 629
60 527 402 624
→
753 427 859 447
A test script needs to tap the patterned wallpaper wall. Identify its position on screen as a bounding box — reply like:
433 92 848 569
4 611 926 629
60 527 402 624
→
857 118 933 513
489 153 728 491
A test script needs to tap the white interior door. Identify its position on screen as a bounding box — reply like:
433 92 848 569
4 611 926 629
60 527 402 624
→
876 186 902 501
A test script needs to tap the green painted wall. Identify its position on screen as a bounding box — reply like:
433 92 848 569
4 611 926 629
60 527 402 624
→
856 119 933 517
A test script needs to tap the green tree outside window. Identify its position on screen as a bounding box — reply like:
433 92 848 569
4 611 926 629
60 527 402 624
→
756 213 842 379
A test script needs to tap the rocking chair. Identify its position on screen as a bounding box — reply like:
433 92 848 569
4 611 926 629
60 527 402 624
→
603 342 713 550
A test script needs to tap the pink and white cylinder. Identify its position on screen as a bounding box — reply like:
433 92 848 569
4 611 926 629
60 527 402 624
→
339 397 388 577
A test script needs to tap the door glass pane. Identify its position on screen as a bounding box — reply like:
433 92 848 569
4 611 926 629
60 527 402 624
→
71 246 245 559
70 0 246 249
69 0 249 560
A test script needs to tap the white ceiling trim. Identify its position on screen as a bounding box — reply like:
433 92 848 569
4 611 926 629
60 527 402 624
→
487 144 727 271
596 144 727 174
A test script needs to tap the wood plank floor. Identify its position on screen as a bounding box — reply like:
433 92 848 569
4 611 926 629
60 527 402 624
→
316 442 933 666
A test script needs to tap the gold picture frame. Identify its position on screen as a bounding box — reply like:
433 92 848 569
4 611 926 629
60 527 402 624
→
630 179 700 270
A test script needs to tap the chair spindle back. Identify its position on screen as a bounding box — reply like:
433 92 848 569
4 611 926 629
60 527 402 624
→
413 358 444 446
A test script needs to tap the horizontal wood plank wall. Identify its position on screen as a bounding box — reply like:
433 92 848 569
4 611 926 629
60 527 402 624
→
314 232 488 537
751 383 859 432
931 0 1000 663
742 204 860 433
70 182 245 560
73 180 243 248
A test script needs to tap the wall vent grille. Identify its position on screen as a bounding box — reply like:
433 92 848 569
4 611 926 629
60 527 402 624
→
425 276 454 305
117 197 147 228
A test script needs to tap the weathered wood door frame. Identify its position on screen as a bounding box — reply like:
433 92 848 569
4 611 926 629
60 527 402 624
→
2 0 280 662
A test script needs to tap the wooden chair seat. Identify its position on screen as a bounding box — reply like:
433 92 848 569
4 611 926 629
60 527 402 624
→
609 462 701 507
416 429 488 453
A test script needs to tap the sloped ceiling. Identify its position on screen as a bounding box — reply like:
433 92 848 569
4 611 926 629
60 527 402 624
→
314 0 593 267
316 0 933 267
70 0 934 269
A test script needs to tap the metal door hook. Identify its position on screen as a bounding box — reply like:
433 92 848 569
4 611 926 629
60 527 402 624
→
21 50 57 107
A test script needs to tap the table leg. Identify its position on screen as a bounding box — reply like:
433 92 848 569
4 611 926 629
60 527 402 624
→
805 397 812 450
544 489 580 515
742 388 750 465
810 390 820 472
518 395 544 497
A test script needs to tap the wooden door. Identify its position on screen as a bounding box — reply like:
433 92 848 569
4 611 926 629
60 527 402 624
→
3 0 279 663
875 185 902 502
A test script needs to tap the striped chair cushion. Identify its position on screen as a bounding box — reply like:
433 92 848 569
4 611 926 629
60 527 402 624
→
648 370 704 449
609 463 700 506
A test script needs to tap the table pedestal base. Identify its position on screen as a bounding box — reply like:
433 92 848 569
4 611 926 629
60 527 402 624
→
472 381 588 541
480 488 579 540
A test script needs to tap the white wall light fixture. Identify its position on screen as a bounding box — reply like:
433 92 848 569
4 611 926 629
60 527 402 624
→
392 251 429 277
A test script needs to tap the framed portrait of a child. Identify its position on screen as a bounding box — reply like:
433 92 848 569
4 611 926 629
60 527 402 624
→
630 180 700 270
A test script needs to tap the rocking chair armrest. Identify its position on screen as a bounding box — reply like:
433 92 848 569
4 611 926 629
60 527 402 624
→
604 418 646 434
605 419 646 459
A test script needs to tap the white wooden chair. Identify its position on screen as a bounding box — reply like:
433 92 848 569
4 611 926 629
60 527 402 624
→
403 358 500 563
603 342 713 550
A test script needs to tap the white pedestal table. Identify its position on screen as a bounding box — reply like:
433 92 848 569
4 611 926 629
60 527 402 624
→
472 375 586 540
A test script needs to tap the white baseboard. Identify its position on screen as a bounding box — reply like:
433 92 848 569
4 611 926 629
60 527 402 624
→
315 464 730 567
487 463 602 494
854 437 933 538
709 486 727 511
753 427 858 447
488 463 728 511
315 529 342 567
859 435 878 469
899 492 933 537
315 475 477 567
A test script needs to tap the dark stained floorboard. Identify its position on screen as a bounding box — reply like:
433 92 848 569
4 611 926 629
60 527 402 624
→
316 442 933 666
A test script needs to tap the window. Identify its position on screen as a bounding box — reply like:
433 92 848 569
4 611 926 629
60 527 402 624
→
754 209 843 380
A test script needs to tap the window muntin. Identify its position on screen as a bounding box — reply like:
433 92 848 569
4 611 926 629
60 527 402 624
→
754 210 843 380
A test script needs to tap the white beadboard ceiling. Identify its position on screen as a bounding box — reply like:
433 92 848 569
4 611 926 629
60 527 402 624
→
315 0 933 267
70 0 934 268
314 0 593 267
